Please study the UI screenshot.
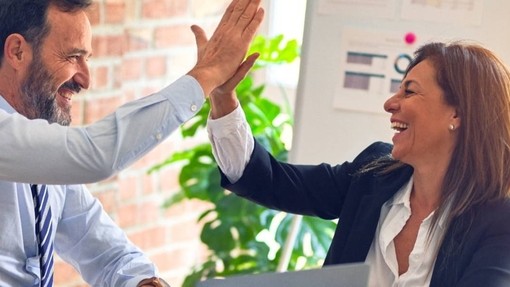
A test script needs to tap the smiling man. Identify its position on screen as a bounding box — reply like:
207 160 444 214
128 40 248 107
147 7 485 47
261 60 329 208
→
0 0 263 286
0 4 167 285
4 1 92 126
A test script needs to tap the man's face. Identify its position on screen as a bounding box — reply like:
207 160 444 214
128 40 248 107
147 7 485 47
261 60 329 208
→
20 53 81 125
19 5 92 125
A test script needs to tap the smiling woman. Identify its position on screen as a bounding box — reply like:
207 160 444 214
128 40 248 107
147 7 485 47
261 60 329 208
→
206 40 510 287
384 59 459 171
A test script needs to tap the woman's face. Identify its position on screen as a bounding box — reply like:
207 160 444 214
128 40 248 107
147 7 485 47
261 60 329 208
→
383 59 460 168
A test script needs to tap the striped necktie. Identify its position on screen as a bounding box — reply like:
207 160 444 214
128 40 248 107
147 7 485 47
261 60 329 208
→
31 184 54 287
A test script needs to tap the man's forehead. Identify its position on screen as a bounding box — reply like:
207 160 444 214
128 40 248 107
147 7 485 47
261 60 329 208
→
45 5 93 55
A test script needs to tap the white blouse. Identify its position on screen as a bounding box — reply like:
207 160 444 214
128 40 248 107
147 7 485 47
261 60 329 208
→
365 177 447 287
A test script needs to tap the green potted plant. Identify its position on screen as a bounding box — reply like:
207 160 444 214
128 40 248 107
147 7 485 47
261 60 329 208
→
149 35 335 287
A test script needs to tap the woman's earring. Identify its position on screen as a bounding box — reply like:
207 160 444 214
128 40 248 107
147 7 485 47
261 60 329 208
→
449 124 456 131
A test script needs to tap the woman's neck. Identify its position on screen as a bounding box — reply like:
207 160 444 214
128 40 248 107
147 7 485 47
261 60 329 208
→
411 165 448 213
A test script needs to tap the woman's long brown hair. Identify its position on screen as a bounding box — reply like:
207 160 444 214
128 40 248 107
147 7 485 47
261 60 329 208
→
363 41 510 234
418 41 510 220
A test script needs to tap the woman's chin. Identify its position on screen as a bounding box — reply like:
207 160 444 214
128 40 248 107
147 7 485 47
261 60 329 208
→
390 148 403 161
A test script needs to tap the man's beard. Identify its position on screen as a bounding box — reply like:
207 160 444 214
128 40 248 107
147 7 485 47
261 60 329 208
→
20 57 80 126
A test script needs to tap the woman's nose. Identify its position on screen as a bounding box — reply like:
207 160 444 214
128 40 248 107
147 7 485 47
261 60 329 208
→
384 93 399 113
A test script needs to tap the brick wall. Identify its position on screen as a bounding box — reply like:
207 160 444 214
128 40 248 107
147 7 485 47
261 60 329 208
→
54 0 232 286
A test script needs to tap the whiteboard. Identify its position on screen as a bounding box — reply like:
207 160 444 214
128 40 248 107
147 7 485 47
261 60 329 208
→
289 0 510 164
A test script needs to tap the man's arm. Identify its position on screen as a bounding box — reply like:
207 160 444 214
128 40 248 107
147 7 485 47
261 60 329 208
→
55 184 164 287
0 0 264 185
0 76 203 184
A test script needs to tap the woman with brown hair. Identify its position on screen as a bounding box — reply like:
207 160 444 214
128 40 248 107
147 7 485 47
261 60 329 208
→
207 41 510 286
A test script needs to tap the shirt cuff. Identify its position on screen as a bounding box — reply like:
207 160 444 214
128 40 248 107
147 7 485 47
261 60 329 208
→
207 103 247 139
159 75 206 122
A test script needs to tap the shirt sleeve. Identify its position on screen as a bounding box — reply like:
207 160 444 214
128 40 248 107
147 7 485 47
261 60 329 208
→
206 104 254 183
0 75 204 185
54 184 160 287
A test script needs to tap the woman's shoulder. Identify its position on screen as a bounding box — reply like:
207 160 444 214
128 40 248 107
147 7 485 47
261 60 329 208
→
462 199 510 234
479 198 510 217
349 141 393 168
351 142 412 176
356 142 393 160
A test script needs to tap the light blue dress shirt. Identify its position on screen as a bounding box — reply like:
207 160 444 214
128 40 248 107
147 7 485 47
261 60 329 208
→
0 75 204 184
0 182 157 286
0 75 205 286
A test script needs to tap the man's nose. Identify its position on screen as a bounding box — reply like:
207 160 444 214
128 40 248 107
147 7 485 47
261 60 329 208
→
74 61 90 90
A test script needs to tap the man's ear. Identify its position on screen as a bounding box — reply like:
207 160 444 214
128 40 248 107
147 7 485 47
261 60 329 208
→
4 33 32 69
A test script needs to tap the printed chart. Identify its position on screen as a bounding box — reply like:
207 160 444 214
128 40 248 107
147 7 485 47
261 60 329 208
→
333 27 422 113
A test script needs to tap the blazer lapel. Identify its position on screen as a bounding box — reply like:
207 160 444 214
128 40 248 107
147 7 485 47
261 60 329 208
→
341 166 414 262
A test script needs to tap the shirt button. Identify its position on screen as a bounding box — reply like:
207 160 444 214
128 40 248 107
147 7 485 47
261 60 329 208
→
190 104 198 112
155 133 162 141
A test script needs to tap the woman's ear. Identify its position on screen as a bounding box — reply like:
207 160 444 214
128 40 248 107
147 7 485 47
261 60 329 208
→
3 34 32 69
450 109 461 130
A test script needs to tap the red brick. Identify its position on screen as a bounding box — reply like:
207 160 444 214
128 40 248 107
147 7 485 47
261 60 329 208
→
141 85 161 97
92 65 110 89
54 259 81 285
128 225 167 250
120 57 144 81
139 200 163 223
86 2 101 26
119 88 137 101
117 202 138 228
154 25 195 48
118 175 139 202
146 56 167 78
142 0 187 19
164 199 212 219
105 2 126 24
163 275 183 287
83 95 123 124
95 188 118 215
157 166 180 193
142 173 156 195
125 28 152 52
190 0 229 17
169 218 203 243
70 97 84 125
117 200 160 228
92 34 125 57
150 246 200 271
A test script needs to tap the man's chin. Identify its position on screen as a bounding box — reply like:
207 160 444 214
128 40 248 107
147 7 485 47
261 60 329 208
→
56 115 72 126
47 109 72 126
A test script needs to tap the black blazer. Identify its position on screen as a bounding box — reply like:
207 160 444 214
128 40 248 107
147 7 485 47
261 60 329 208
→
221 141 510 287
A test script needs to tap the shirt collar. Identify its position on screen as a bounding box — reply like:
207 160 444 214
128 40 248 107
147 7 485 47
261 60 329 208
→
388 175 413 209
388 175 449 230
0 95 16 114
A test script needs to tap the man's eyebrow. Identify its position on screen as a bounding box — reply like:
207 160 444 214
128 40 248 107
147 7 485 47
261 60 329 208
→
68 48 92 57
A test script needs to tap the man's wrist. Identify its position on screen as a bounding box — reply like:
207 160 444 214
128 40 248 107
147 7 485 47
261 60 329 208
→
187 67 219 98
137 277 170 287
